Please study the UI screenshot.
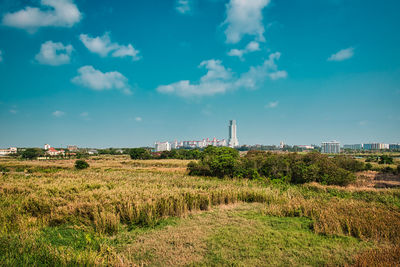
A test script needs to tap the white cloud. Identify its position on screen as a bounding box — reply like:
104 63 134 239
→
72 65 132 95
176 0 191 14
236 52 287 89
79 32 140 60
265 101 278 108
228 41 260 59
135 117 142 122
80 112 88 117
52 110 65 117
2 0 81 33
157 52 286 98
9 109 17 114
328 47 354 62
0 50 3 62
157 59 234 97
35 41 73 66
223 0 270 44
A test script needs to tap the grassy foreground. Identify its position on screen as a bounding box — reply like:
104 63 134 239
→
0 156 399 266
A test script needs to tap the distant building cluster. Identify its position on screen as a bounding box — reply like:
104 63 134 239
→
343 143 398 151
44 144 65 156
154 120 239 152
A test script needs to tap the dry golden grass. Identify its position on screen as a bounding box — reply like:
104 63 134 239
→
1 156 400 266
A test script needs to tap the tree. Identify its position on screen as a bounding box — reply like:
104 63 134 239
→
129 148 152 160
21 148 43 160
379 155 394 165
75 160 89 170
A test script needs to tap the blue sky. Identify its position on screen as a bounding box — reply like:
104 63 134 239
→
0 0 399 148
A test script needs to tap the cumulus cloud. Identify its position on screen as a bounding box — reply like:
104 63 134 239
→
157 52 286 98
79 32 140 60
265 101 278 108
135 117 142 122
0 50 3 62
35 41 73 66
228 41 260 59
236 52 287 89
157 59 234 97
176 0 191 14
223 0 270 44
2 0 81 33
52 110 65 117
328 47 354 61
71 65 132 95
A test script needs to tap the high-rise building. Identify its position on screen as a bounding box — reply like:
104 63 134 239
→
321 141 340 154
155 141 171 152
228 120 239 148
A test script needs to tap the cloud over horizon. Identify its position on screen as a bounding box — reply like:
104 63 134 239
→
79 32 140 60
35 41 73 66
328 47 354 61
223 0 270 44
71 65 131 95
2 0 82 33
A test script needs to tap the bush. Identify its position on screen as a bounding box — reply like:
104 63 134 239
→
0 165 10 173
188 146 240 178
188 149 357 186
129 148 152 160
75 160 89 170
365 163 373 170
21 148 43 160
379 155 394 165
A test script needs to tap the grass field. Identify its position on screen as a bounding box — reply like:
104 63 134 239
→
1 156 399 266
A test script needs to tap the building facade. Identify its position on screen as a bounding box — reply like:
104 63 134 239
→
343 144 363 150
321 141 340 154
228 120 239 148
0 147 17 156
155 141 171 152
363 143 389 150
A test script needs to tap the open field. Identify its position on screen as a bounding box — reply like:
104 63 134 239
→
1 156 400 266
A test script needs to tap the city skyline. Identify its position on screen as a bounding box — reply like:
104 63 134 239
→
1 0 399 147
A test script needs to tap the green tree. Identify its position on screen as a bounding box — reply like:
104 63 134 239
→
129 148 152 160
21 148 43 160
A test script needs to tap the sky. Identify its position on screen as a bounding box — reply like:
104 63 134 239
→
0 0 399 148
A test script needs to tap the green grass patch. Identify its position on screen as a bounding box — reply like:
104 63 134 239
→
203 210 371 266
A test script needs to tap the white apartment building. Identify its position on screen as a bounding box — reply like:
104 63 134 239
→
0 147 17 156
321 141 341 154
155 141 171 152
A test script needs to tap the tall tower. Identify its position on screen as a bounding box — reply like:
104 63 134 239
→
228 120 239 147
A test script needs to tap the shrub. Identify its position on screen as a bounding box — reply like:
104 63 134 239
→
21 148 43 160
75 160 89 170
365 163 373 170
378 155 394 165
0 165 10 173
129 148 152 160
188 149 357 186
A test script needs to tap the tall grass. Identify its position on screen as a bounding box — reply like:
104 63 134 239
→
1 157 400 265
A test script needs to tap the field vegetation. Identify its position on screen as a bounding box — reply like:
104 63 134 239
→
0 153 399 266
